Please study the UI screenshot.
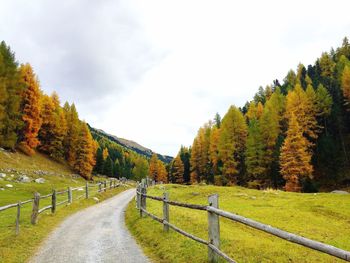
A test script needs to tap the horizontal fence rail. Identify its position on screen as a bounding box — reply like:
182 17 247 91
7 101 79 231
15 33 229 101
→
136 179 350 262
0 178 125 235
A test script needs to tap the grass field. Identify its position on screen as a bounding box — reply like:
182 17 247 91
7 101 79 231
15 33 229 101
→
126 184 350 263
0 150 131 263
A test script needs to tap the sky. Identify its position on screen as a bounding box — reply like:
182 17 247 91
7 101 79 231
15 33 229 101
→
0 0 350 156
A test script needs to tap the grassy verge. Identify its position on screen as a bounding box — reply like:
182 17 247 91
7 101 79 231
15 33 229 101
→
0 184 131 263
126 184 350 263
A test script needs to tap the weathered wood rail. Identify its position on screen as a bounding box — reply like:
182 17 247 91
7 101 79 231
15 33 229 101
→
0 178 122 234
136 180 350 262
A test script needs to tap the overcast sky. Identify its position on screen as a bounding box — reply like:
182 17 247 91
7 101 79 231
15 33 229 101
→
1 0 349 156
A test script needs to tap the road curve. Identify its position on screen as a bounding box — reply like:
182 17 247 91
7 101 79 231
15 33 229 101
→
30 188 150 263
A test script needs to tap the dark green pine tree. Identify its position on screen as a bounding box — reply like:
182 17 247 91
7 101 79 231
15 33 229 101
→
93 148 104 174
179 146 191 184
103 156 113 177
114 159 121 178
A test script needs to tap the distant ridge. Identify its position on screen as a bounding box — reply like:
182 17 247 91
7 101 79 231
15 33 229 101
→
89 126 173 163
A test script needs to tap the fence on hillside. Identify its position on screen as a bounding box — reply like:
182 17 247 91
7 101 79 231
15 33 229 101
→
135 180 350 262
0 178 124 234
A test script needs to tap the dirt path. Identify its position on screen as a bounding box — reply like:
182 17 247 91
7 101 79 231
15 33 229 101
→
30 188 150 263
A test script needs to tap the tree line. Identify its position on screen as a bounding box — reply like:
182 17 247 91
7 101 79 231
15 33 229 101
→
90 128 151 181
166 37 350 192
0 41 153 181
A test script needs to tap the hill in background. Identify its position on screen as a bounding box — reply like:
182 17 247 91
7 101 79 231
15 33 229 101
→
89 126 173 163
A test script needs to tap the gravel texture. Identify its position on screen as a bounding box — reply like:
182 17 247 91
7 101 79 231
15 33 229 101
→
30 188 150 263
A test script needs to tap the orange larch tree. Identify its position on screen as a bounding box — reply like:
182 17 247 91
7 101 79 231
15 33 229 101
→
157 160 168 183
18 63 42 155
148 153 159 181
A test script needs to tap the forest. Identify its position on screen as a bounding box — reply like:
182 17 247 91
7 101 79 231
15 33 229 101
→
0 41 151 180
163 38 350 192
2 38 350 191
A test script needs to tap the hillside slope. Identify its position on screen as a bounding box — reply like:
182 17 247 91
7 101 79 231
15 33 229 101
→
0 148 86 205
89 126 173 163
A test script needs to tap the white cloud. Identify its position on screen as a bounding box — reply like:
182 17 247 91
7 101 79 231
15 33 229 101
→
1 0 350 156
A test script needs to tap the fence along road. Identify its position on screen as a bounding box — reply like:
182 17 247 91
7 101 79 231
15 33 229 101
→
136 179 350 262
0 179 120 234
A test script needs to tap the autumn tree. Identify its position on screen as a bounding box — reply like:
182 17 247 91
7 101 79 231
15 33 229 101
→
157 160 168 183
38 93 67 160
209 126 220 175
0 41 23 149
18 63 42 155
245 119 265 186
280 113 313 192
218 106 247 184
285 84 318 144
149 153 159 181
38 94 56 155
132 156 149 181
190 137 201 183
74 122 96 179
246 101 263 121
258 88 285 187
63 103 80 166
171 154 184 184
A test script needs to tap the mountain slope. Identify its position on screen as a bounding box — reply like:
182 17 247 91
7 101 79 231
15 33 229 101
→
89 126 173 163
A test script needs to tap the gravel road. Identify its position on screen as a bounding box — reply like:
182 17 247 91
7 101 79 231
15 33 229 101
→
30 188 150 263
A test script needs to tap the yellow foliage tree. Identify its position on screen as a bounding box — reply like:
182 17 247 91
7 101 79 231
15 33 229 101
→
218 106 247 184
172 154 184 184
280 113 313 192
285 84 318 143
209 126 220 175
74 122 96 179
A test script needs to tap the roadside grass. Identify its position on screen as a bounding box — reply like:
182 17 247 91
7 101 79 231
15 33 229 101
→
0 185 131 263
0 150 132 262
126 184 350 263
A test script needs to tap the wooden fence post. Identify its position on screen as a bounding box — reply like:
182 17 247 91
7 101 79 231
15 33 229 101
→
208 194 220 263
136 184 140 210
163 192 169 232
139 184 143 217
16 201 21 235
51 190 56 213
68 187 72 204
104 181 107 192
140 185 147 217
86 182 89 199
98 183 102 192
110 180 112 189
31 192 40 225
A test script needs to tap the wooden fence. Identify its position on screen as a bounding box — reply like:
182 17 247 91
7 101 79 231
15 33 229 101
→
136 181 350 262
0 179 122 234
